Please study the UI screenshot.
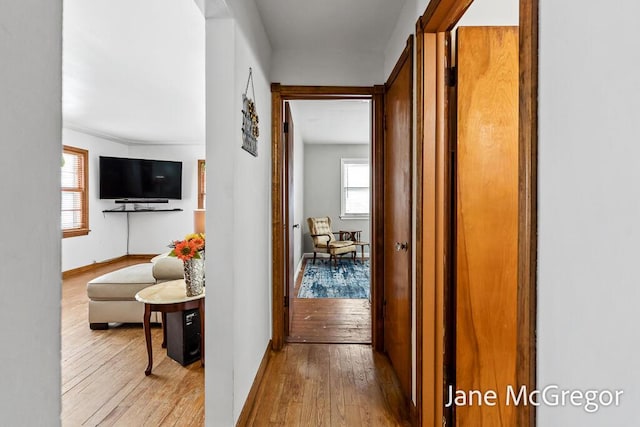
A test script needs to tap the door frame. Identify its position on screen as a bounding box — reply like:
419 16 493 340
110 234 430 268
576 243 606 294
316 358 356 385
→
415 0 538 426
270 85 384 351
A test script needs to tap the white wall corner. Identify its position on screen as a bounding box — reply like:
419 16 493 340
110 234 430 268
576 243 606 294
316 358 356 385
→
223 0 272 76
205 17 236 427
194 0 205 16
204 0 231 18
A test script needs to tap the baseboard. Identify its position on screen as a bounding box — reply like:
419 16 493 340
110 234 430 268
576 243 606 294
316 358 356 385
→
62 254 156 279
294 256 305 279
126 254 157 261
236 340 273 426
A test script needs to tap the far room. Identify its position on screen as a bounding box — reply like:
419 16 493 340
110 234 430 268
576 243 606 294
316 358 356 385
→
285 99 372 344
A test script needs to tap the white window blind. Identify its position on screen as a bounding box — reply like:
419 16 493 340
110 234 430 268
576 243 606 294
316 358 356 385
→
341 158 370 219
62 146 89 237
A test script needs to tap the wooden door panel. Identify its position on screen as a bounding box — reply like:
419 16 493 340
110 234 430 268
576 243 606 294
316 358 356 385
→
455 26 519 427
384 38 413 400
284 102 295 335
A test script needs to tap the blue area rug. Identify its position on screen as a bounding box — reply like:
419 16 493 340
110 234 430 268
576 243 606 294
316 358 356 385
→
298 259 370 299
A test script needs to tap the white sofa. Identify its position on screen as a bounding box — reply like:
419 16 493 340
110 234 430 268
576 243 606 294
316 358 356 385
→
87 254 184 329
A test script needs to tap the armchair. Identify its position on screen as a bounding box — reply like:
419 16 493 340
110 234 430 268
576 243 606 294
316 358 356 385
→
307 216 356 266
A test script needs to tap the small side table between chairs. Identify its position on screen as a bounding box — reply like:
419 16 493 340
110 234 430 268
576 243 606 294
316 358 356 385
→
339 230 369 264
353 241 370 263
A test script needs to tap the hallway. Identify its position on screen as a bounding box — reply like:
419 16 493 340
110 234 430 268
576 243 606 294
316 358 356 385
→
243 343 411 426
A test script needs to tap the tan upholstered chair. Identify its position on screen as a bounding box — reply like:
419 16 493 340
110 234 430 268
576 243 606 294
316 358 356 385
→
307 216 356 266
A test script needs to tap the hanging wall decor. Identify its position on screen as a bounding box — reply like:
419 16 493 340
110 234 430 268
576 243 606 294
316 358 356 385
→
241 67 259 157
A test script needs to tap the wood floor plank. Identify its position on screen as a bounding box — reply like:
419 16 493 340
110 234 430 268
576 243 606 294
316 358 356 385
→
329 347 346 426
289 258 371 344
244 343 410 426
63 260 406 426
61 260 204 427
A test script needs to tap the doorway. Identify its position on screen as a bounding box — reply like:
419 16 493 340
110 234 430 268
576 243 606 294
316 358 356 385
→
272 79 415 407
272 84 382 350
271 85 385 352
284 99 373 344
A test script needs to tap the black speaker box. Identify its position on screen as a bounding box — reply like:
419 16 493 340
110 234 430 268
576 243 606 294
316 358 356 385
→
166 308 201 366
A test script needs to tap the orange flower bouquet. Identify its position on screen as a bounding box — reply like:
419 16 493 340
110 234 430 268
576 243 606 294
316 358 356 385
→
168 233 205 296
169 233 205 260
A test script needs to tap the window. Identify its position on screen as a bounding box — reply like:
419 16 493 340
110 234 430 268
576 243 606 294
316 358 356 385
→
61 146 89 238
341 158 370 219
198 159 206 209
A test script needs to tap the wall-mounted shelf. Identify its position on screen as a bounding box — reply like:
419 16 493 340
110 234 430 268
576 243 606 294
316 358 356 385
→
102 208 183 213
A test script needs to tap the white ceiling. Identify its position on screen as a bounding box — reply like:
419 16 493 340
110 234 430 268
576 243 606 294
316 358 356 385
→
63 0 205 144
254 0 406 52
289 100 371 145
62 0 404 145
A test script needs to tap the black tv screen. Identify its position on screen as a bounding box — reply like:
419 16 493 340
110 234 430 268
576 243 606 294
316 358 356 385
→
99 156 182 200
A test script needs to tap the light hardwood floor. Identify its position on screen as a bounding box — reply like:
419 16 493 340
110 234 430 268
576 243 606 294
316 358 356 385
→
244 344 411 426
61 259 204 426
288 258 371 344
62 259 407 426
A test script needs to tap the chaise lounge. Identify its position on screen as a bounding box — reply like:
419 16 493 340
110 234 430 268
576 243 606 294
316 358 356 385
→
86 254 184 329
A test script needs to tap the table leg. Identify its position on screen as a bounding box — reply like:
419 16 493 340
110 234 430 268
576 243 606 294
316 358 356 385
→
143 304 153 376
161 312 167 348
199 299 205 368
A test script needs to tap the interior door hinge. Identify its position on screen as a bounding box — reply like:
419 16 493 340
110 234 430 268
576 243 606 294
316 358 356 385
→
283 122 289 133
446 67 457 87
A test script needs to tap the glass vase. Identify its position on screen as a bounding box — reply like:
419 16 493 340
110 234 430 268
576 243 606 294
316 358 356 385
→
183 257 204 297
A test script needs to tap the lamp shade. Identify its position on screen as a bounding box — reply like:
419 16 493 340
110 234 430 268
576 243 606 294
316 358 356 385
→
194 209 205 234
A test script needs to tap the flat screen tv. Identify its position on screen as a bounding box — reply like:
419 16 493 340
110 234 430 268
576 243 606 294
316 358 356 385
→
99 156 182 200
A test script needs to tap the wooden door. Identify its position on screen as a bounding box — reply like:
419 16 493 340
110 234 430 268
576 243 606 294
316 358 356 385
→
383 38 413 400
284 102 295 335
455 26 519 426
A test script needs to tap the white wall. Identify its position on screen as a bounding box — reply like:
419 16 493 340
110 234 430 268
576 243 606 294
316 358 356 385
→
384 0 430 79
231 27 272 424
61 129 129 271
205 2 273 423
225 0 271 75
303 144 371 253
457 0 519 26
127 144 205 254
538 1 640 425
271 48 384 86
451 0 520 57
0 1 62 424
205 19 236 426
